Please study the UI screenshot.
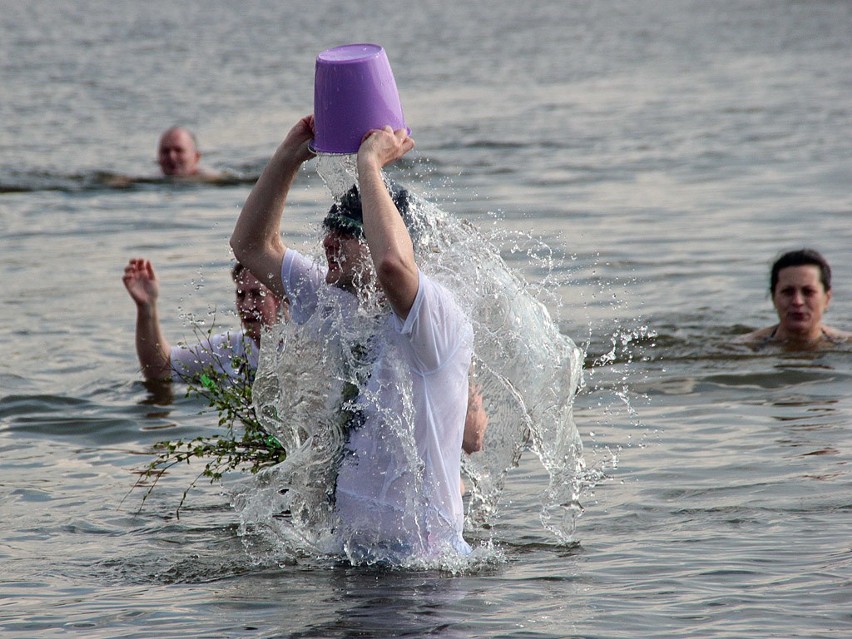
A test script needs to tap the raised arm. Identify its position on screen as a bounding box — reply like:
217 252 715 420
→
356 126 418 319
230 116 316 299
123 258 172 381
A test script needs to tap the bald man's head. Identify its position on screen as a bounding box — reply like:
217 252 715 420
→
157 127 201 177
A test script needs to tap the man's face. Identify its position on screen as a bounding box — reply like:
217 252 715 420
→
157 129 200 177
322 229 370 292
234 270 280 342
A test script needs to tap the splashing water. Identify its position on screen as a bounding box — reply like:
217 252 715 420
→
233 156 586 567
426 216 586 544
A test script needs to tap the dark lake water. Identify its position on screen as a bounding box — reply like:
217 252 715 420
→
2 1 851 637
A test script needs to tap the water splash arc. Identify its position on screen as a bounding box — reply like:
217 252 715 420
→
234 155 585 566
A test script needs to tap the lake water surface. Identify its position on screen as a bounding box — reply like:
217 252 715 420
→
1 1 851 637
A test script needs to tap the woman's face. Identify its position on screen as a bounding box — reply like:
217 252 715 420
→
772 265 831 339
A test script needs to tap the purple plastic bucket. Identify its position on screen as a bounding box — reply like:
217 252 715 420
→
311 43 408 155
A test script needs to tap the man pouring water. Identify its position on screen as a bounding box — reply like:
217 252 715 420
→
230 116 474 563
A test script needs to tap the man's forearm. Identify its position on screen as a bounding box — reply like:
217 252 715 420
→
230 147 302 298
357 158 418 317
232 118 315 298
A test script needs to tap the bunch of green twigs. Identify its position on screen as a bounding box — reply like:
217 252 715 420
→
129 363 285 517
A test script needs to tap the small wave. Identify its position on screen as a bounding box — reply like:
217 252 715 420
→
0 393 138 443
0 169 258 194
591 319 852 368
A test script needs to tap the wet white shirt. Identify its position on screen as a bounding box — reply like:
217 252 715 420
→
170 330 258 381
281 249 473 561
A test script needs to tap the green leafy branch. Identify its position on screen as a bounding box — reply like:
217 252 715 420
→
130 358 286 517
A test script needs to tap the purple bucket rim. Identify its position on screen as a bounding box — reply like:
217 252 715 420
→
316 43 385 63
309 126 411 156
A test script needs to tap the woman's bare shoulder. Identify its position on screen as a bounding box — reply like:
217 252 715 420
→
732 326 775 344
822 325 852 341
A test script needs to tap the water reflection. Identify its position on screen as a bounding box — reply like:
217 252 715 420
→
290 567 476 638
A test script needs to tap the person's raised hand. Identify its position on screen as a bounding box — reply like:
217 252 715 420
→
281 115 317 164
122 258 159 308
357 126 415 170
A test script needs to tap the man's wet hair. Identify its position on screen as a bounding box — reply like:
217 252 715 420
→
322 182 412 239
770 248 832 294
231 261 246 282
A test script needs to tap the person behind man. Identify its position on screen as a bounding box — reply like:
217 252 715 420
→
230 115 474 561
157 127 222 180
735 248 850 348
123 257 284 382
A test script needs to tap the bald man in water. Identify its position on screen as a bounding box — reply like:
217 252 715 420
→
157 127 221 179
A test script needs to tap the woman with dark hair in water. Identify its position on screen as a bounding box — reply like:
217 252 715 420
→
736 248 850 348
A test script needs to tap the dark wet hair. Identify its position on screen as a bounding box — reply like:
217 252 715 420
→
770 248 831 294
322 183 412 239
231 260 246 282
